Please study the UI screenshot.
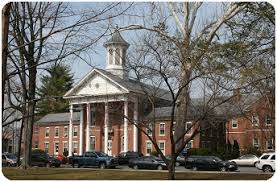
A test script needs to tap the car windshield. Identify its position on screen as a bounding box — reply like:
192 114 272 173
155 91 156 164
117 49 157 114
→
6 154 17 159
95 152 108 157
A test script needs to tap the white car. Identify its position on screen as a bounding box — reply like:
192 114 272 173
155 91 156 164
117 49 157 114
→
255 152 275 172
229 154 259 166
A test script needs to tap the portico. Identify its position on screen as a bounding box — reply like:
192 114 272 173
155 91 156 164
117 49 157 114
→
64 29 141 156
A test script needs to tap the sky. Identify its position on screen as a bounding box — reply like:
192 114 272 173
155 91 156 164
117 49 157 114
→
58 2 225 98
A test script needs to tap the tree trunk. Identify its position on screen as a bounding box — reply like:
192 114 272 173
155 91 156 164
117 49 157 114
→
16 120 24 166
167 160 176 180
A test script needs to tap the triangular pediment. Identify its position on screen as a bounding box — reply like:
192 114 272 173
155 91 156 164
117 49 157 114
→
64 69 129 98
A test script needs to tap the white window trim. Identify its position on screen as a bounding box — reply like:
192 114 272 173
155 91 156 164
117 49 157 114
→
73 126 78 138
45 127 50 138
62 141 68 153
54 142 59 154
63 126 68 138
44 142 49 153
267 139 274 150
146 123 152 136
90 136 96 151
231 119 238 129
146 140 152 155
54 127 59 138
252 115 259 126
253 138 259 147
73 141 78 155
265 115 272 126
159 123 165 136
185 122 192 135
158 140 166 155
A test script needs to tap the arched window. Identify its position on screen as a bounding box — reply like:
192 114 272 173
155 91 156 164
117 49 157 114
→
108 49 113 64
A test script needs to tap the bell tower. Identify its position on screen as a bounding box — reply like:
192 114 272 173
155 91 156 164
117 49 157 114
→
103 29 129 79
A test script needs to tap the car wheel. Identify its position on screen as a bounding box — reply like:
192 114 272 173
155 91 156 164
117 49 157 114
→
157 165 163 170
133 165 138 170
7 163 11 167
220 167 227 172
99 163 106 169
192 166 198 171
176 162 180 167
72 163 77 168
263 165 272 172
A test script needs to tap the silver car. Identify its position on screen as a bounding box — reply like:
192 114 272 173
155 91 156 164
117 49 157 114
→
229 154 259 166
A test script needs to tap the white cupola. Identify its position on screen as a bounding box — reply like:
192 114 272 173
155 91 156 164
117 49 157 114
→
103 29 129 79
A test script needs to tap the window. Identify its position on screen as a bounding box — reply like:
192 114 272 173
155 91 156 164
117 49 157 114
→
63 126 68 137
186 122 192 134
265 115 272 125
146 123 152 136
45 127 50 138
186 140 193 149
252 115 259 126
253 138 259 149
54 142 59 154
159 123 165 136
54 127 59 137
121 136 124 152
90 109 96 126
73 126 78 137
34 141 38 149
172 122 176 135
73 142 78 154
267 139 273 150
90 136 96 151
63 142 68 153
270 155 275 160
261 155 270 160
158 141 165 155
115 48 120 65
44 142 49 153
108 49 113 64
146 141 152 155
232 119 238 128
122 49 126 65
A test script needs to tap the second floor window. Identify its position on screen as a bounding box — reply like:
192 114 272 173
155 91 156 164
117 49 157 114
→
63 127 68 137
54 127 59 137
45 127 50 137
253 138 259 149
232 119 238 128
266 115 272 125
73 126 78 137
252 115 259 126
146 123 152 136
159 123 165 136
90 109 96 126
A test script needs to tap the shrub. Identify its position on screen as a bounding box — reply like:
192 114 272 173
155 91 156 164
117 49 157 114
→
242 146 262 157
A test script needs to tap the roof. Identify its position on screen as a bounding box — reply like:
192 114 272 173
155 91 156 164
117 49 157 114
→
64 68 172 102
103 29 129 47
36 112 80 123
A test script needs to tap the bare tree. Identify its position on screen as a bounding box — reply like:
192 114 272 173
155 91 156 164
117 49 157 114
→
4 2 132 169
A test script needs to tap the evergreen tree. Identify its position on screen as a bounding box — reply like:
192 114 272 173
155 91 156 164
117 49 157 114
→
232 140 240 158
37 64 74 115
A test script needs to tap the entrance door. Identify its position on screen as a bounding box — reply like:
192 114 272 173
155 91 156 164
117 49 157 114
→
107 140 112 156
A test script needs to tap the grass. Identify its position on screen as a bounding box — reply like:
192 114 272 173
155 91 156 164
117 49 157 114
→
2 168 274 180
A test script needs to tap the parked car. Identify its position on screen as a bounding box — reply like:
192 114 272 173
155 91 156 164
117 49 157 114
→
184 155 206 169
30 153 61 167
116 151 143 165
229 154 259 166
2 153 17 167
255 152 275 172
165 155 186 166
71 151 118 169
128 156 167 170
189 156 238 171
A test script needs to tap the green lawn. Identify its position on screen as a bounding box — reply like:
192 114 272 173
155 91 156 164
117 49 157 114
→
2 168 274 180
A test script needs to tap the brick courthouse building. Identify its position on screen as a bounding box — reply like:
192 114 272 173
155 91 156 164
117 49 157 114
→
33 31 274 157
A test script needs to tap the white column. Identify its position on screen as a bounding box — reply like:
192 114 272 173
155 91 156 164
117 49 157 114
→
68 105 73 156
133 99 138 152
79 106 84 155
124 101 129 152
104 102 109 154
86 103 90 152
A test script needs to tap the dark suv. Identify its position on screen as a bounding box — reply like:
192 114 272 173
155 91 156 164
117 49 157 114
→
116 151 143 165
187 156 238 171
31 153 61 167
